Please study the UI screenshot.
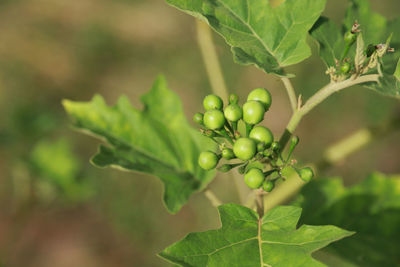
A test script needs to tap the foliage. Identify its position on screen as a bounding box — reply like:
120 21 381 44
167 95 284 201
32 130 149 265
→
63 75 216 213
160 204 353 267
294 172 400 267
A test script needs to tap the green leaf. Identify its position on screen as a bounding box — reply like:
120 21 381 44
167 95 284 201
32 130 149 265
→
160 204 353 266
310 17 345 67
310 0 400 99
294 172 400 267
166 0 327 76
63 75 215 213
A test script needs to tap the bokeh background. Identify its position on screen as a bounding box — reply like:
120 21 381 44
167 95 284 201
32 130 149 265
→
0 0 399 266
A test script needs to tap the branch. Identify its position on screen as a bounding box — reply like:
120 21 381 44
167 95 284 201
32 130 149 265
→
281 77 298 112
204 188 223 208
196 20 229 101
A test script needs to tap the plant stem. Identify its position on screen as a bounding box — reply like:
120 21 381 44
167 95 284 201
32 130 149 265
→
255 189 264 217
281 77 298 112
264 110 400 211
196 20 229 101
279 74 380 150
204 188 223 208
196 19 247 204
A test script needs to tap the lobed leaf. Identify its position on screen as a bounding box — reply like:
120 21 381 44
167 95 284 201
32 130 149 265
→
294 172 400 267
160 204 353 267
63 75 216 213
166 0 326 77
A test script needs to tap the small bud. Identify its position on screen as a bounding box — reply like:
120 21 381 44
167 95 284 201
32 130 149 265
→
193 112 204 125
229 93 239 104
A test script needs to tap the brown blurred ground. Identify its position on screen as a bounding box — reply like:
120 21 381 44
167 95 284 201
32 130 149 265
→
0 0 399 266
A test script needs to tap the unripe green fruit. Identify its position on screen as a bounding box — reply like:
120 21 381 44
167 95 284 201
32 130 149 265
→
263 149 272 157
299 167 314 182
341 62 351 74
257 142 266 152
193 112 203 125
198 151 219 170
244 168 265 189
229 93 239 104
204 110 225 130
203 94 223 110
243 101 265 125
247 88 272 110
249 126 274 148
271 141 280 152
344 31 356 45
233 138 257 161
222 148 235 160
262 180 274 192
224 104 242 122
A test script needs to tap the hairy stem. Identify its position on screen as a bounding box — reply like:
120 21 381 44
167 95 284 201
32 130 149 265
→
281 77 298 112
204 188 223 208
279 74 380 149
265 109 400 210
196 20 229 101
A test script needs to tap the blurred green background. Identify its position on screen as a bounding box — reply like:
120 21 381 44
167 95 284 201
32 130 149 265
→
0 0 399 266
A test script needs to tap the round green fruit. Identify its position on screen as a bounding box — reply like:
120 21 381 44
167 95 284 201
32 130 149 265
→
229 93 239 104
299 167 314 182
204 110 225 130
224 104 242 122
262 180 274 192
271 141 280 152
344 31 356 44
249 126 274 148
244 168 265 189
243 101 265 125
193 112 203 125
341 62 351 74
198 151 219 170
247 88 272 110
233 138 256 161
203 94 223 110
221 148 235 160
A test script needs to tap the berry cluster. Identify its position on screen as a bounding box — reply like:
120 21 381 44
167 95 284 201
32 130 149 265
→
194 88 314 192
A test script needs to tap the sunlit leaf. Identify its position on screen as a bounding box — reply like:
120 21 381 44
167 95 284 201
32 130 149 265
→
63 75 215 213
167 0 326 76
160 204 353 266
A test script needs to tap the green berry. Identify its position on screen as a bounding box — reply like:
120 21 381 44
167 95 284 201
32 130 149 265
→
249 126 274 148
193 112 203 125
204 110 225 130
198 151 219 170
243 101 265 125
271 141 280 152
233 138 256 161
263 149 272 157
257 142 266 152
229 93 239 104
244 168 265 189
340 62 351 74
222 148 235 160
224 104 242 122
299 167 314 182
344 31 356 45
262 180 274 192
203 94 223 110
247 88 272 110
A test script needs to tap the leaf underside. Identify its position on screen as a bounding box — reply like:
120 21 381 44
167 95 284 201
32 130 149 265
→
295 172 400 267
310 0 400 99
160 204 353 267
167 0 326 77
63 75 216 213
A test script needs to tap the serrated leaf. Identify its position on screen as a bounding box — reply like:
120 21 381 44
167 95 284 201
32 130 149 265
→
166 0 326 77
160 204 353 267
311 0 400 99
63 75 216 213
294 172 400 267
